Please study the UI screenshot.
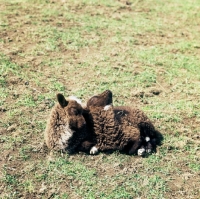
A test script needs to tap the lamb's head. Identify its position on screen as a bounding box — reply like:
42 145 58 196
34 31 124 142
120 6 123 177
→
57 93 86 131
56 93 87 153
84 90 113 123
87 90 113 108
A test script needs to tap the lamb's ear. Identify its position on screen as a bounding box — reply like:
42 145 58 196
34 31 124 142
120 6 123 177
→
57 93 69 107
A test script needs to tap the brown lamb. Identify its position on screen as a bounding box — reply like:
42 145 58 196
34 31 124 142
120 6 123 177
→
44 94 87 153
81 90 161 156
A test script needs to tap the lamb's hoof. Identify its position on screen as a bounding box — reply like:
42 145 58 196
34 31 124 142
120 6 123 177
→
103 105 112 111
90 146 98 155
137 148 145 156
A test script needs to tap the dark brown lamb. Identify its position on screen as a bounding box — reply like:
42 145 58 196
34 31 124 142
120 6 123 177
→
81 90 161 156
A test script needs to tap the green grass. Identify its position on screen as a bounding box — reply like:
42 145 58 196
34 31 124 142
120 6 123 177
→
0 0 200 198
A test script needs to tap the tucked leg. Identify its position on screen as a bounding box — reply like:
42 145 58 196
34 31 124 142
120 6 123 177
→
137 146 146 156
90 146 99 155
78 141 95 152
128 139 143 155
146 138 157 153
145 142 153 153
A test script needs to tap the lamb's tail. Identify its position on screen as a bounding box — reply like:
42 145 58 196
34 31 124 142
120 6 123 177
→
138 122 155 138
138 122 163 146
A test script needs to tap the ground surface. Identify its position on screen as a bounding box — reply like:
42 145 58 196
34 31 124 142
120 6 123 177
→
0 0 200 198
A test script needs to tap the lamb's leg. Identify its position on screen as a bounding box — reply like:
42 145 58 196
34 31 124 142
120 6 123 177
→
90 146 99 155
141 136 152 153
137 146 146 156
145 138 157 153
128 139 143 155
136 137 152 156
78 141 99 155
78 141 95 152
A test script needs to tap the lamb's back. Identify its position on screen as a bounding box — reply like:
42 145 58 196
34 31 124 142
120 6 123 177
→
114 106 157 140
114 106 151 126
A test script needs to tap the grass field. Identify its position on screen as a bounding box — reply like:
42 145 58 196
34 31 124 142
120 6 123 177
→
0 0 200 198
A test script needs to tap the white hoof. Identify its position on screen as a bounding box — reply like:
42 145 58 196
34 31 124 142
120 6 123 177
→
90 146 98 155
104 104 112 111
137 148 145 156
